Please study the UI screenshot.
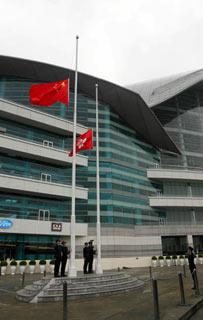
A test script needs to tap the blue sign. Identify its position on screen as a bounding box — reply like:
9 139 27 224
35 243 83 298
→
0 219 13 229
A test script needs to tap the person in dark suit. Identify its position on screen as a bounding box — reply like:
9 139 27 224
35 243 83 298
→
54 239 62 277
88 240 96 274
61 241 70 277
188 246 197 289
83 242 89 274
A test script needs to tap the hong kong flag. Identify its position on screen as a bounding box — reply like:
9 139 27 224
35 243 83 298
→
69 129 93 156
29 79 69 106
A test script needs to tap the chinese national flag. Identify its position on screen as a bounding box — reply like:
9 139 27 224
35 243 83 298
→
29 79 69 106
69 129 93 156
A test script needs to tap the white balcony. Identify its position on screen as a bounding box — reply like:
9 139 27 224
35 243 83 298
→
147 167 203 181
133 224 203 237
0 134 87 166
149 196 203 207
0 98 87 135
0 173 88 199
0 218 88 236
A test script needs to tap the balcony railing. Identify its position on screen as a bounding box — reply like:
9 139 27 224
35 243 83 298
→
151 163 203 172
0 173 88 199
1 130 69 151
0 167 85 188
0 132 87 166
0 211 89 223
149 196 203 208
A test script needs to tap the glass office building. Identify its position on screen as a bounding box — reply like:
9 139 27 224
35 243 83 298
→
129 70 203 254
1 56 199 261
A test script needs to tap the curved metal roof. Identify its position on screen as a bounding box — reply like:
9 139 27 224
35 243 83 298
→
128 69 203 107
0 55 180 154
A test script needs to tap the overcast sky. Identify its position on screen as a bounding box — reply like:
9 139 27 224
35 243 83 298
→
1 0 203 85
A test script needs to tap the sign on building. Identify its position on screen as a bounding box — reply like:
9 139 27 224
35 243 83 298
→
0 219 13 229
51 222 62 232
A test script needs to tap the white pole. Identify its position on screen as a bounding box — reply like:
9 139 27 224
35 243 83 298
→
68 35 79 278
95 83 103 274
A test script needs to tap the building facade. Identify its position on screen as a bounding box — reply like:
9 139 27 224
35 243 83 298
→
129 70 203 254
1 56 202 262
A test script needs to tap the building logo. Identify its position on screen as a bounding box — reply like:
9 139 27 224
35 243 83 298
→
0 219 13 229
51 222 62 232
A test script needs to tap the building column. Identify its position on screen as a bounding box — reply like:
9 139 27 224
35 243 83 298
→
187 183 192 197
187 235 194 248
175 97 187 167
191 209 196 224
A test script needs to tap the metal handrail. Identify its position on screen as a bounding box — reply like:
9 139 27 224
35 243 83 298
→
150 163 203 172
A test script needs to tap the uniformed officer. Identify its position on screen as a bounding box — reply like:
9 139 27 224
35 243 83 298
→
61 241 70 277
88 240 96 273
54 239 62 277
83 242 89 274
188 246 197 289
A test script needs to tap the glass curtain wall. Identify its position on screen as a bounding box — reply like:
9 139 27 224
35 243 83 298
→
153 87 203 169
153 86 203 227
0 76 163 227
0 77 165 258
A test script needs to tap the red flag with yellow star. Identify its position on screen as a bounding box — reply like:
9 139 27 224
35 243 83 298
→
29 79 69 106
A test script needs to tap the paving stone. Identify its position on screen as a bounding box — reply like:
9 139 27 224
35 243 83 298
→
0 266 203 320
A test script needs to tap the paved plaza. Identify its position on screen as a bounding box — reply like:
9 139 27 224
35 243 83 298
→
191 307 203 320
1 265 203 320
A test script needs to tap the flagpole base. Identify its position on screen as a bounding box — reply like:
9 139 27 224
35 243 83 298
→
95 259 103 275
68 262 77 278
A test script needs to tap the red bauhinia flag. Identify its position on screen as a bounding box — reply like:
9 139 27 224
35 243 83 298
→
69 129 93 157
29 79 69 106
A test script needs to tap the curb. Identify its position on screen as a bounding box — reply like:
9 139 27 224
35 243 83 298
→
179 297 203 320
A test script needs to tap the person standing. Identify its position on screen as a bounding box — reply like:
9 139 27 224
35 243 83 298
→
54 239 62 277
61 241 70 277
88 240 96 274
188 246 197 289
83 242 89 274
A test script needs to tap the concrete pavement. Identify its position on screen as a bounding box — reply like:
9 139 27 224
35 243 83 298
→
0 265 203 320
190 306 203 319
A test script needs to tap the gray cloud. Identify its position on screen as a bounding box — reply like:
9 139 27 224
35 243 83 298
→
1 0 203 85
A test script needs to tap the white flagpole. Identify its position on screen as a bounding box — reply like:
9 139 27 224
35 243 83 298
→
68 35 79 278
95 83 103 274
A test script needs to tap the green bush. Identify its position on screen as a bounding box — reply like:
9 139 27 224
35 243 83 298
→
29 260 36 265
158 256 164 260
10 260 17 266
0 260 8 266
179 255 184 259
166 256 171 259
172 255 177 259
198 253 203 258
151 256 157 260
39 260 46 265
49 259 55 265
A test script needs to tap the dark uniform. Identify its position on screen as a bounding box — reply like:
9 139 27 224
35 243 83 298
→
188 251 196 289
88 241 96 273
54 240 62 277
83 242 89 274
61 242 70 277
